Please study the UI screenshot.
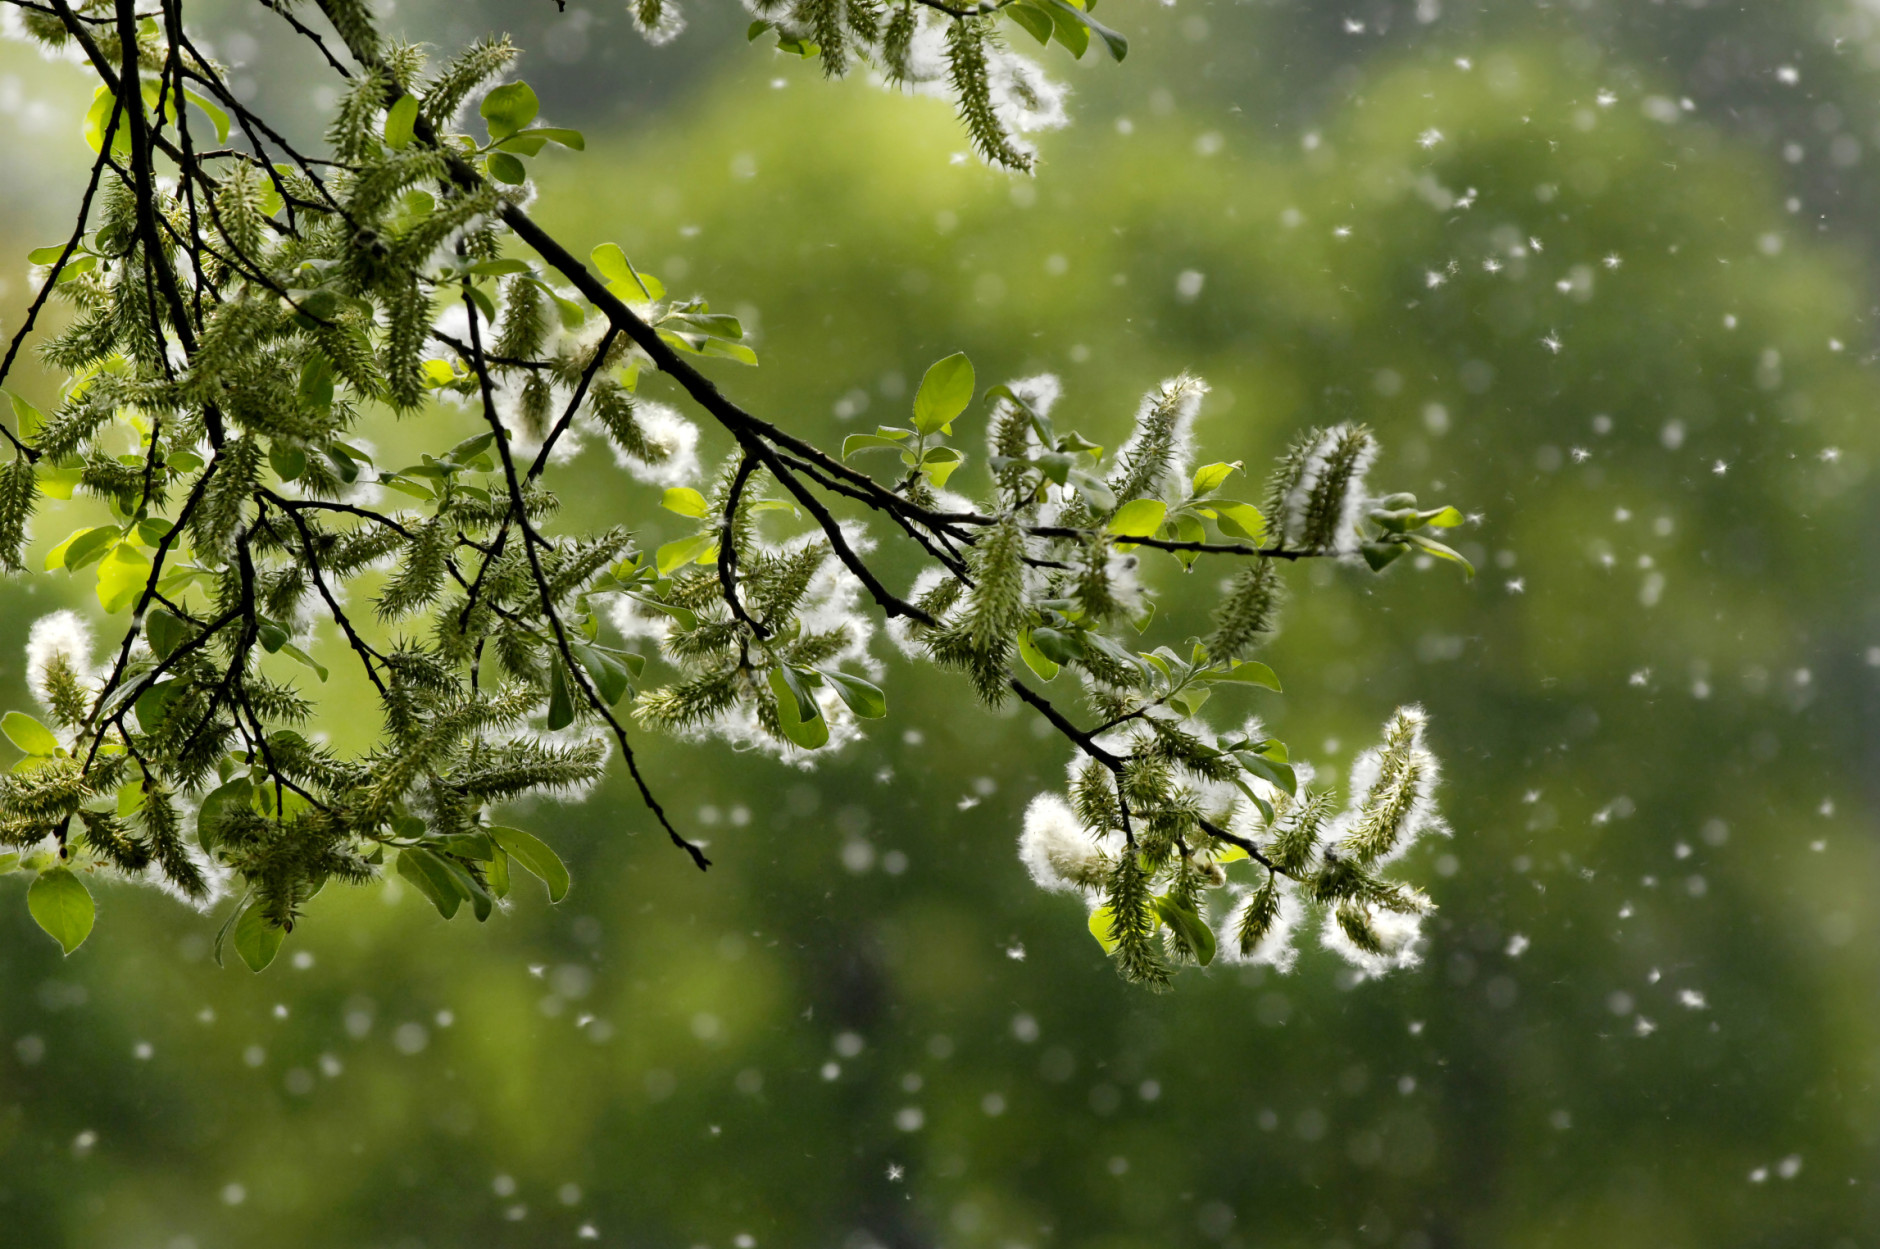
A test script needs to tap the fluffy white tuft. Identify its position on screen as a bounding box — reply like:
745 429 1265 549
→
612 401 700 487
1216 882 1307 973
26 610 93 716
1018 792 1110 894
1319 906 1425 979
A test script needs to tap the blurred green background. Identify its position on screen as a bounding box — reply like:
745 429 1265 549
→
3 2 1879 1246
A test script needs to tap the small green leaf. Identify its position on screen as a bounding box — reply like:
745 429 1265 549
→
547 658 575 730
572 642 633 706
1215 660 1281 691
486 151 528 185
661 486 709 519
56 525 118 572
591 243 663 300
1088 904 1122 954
1407 532 1476 578
1423 506 1466 528
1210 501 1266 543
767 667 829 750
96 543 152 613
486 845 512 899
1154 894 1215 965
1029 626 1082 666
1044 0 1128 60
842 433 913 459
144 608 188 660
232 902 284 972
383 94 419 148
5 389 46 439
480 80 540 139
521 126 585 150
3 711 60 757
195 775 252 849
920 445 964 488
279 643 329 682
181 89 231 145
1361 542 1407 572
655 533 716 577
1016 629 1060 681
256 619 289 653
912 352 975 435
29 867 94 955
1190 461 1242 496
819 669 887 719
1107 499 1167 543
397 845 465 919
488 826 570 903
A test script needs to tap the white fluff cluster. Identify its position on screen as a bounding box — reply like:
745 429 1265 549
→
611 400 701 488
1319 906 1426 979
1332 704 1446 866
26 609 93 718
987 45 1070 137
1216 883 1307 973
1114 375 1207 501
1280 423 1377 554
1017 792 1115 894
135 840 234 914
629 0 687 46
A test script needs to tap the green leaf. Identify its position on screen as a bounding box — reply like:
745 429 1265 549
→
547 658 575 730
195 775 252 849
488 826 570 903
83 86 128 155
1107 498 1167 543
299 350 335 408
232 902 284 972
1007 2 1054 44
591 243 663 300
96 543 152 613
256 619 289 653
1068 469 1115 511
383 94 419 149
1211 501 1266 543
279 643 329 682
1423 506 1466 528
1361 541 1407 572
1215 660 1281 691
920 445 964 488
55 525 117 572
1154 894 1215 965
485 151 528 185
655 532 716 577
1236 751 1299 797
1190 460 1241 496
6 391 44 442
182 89 231 145
572 642 633 706
479 80 540 139
767 667 829 750
397 845 465 919
1088 904 1122 954
1044 0 1129 60
1029 626 1082 665
912 352 975 435
0 853 20 875
1016 629 1060 681
1407 532 1476 578
842 433 913 459
819 669 887 719
28 867 94 955
661 486 709 519
517 126 585 150
486 845 512 899
269 441 308 483
145 608 188 660
3 711 59 757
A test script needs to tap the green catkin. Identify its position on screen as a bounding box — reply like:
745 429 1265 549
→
946 18 1033 173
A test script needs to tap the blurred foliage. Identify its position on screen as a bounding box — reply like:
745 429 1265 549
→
0 5 1877 1248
